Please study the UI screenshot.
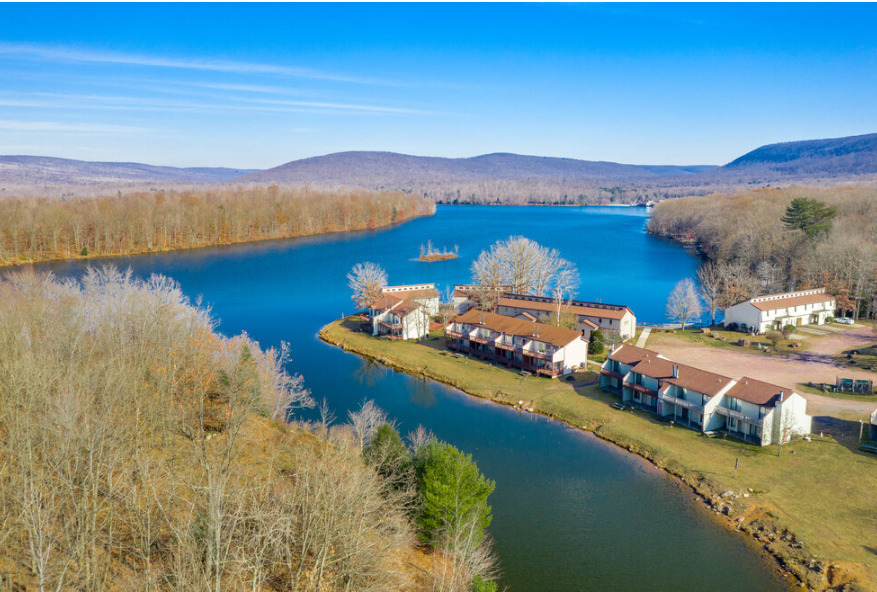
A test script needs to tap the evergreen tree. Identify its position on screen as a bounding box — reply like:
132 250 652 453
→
364 423 413 488
588 329 606 355
415 442 494 549
781 197 837 238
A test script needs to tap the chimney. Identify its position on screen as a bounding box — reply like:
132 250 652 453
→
532 322 536 337
536 325 540 338
672 365 678 379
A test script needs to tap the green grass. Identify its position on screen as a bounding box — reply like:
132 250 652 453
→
648 327 813 355
322 317 877 592
830 344 877 376
796 383 877 404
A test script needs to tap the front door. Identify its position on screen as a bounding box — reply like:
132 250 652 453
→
796 317 802 327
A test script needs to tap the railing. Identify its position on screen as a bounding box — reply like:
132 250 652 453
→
446 340 561 377
378 321 402 330
470 334 492 344
714 406 762 425
446 329 465 339
526 349 553 361
625 381 658 397
601 368 626 380
660 393 704 413
495 341 520 352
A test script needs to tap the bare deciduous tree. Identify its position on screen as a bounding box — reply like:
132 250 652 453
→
666 278 704 330
348 262 388 310
471 236 579 311
697 261 722 326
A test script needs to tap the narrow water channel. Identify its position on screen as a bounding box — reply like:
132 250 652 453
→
42 206 789 591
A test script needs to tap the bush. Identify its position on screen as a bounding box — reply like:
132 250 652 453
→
472 575 499 592
826 316 835 323
782 324 797 339
726 322 739 332
765 330 784 347
365 423 413 488
588 329 605 355
80 247 88 256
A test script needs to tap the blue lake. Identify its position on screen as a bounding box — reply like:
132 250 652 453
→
42 206 787 591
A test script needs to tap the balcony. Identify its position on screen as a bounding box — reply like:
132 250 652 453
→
660 393 704 413
714 406 762 425
601 368 626 380
625 381 658 397
378 321 402 331
525 349 553 361
495 340 520 352
470 334 492 344
446 329 465 339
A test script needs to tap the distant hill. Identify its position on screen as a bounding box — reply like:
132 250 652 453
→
0 155 257 185
724 132 877 176
238 151 717 185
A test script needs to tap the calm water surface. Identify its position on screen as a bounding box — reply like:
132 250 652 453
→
43 206 787 591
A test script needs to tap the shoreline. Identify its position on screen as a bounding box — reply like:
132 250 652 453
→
319 318 874 592
0 211 434 270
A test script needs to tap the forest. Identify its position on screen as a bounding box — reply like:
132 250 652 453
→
0 186 435 267
648 183 877 319
0 268 497 592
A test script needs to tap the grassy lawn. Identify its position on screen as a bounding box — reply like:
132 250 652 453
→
648 327 814 355
830 343 877 375
796 382 877 405
322 317 877 591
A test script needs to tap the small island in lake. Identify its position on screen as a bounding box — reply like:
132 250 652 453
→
418 240 459 262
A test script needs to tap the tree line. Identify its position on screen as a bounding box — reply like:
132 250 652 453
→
649 184 877 320
0 186 435 267
0 267 497 592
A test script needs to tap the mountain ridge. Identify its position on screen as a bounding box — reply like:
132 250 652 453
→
0 155 258 185
238 150 716 185
3 131 877 189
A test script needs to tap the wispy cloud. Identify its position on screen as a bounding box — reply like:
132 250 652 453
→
0 119 149 133
0 42 400 86
1 92 435 116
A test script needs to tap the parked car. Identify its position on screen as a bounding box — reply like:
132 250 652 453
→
835 317 854 325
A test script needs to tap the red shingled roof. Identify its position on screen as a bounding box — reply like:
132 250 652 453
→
453 309 585 348
747 290 835 311
497 297 629 320
724 377 791 407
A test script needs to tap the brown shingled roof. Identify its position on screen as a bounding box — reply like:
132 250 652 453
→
371 293 423 318
607 344 665 365
453 309 585 348
497 297 629 320
748 290 835 311
631 357 733 397
724 377 791 407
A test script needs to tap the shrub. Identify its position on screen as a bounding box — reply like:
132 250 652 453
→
472 575 499 592
765 330 784 347
588 329 605 355
826 316 835 323
782 324 797 339
727 322 739 332
365 423 413 488
80 246 88 256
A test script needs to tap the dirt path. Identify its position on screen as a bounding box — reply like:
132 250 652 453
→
648 325 877 418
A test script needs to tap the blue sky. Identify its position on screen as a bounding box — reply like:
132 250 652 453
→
1 3 876 168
